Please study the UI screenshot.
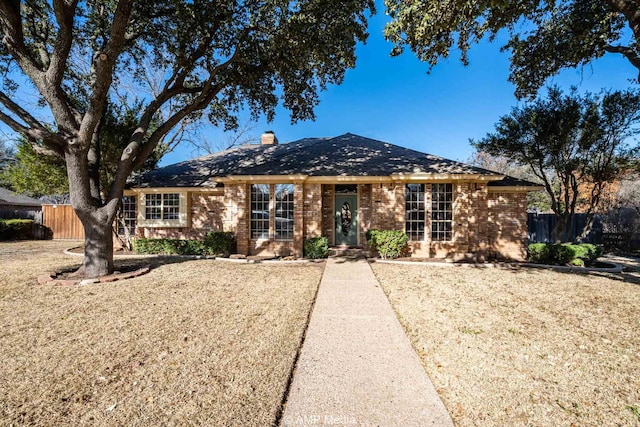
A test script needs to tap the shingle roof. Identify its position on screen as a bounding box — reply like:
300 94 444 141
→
0 187 42 207
130 133 539 188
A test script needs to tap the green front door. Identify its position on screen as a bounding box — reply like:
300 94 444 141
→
335 194 358 246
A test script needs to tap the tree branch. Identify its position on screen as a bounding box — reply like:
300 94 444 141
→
0 1 45 76
48 0 79 87
78 0 134 151
604 44 640 79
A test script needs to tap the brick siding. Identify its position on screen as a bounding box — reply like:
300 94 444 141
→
136 180 530 260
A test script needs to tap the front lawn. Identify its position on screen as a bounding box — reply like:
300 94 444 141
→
0 241 323 426
371 263 640 426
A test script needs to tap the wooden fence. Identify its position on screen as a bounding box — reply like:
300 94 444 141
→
42 204 84 240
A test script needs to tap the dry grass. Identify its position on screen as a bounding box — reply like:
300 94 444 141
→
0 240 323 426
371 262 640 427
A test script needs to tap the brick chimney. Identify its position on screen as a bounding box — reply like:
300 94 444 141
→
261 130 278 145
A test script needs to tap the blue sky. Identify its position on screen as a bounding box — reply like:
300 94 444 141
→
162 7 638 166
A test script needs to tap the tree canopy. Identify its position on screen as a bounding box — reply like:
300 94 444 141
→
474 86 640 242
384 0 640 98
0 0 374 277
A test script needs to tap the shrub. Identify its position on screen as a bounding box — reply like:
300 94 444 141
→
527 243 603 266
134 232 236 256
203 231 236 256
304 236 329 259
0 219 35 240
366 229 408 259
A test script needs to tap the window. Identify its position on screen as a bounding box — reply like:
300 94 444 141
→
118 196 137 236
275 184 294 240
162 193 180 220
405 184 425 241
145 193 180 221
145 194 162 220
251 184 270 239
431 183 453 241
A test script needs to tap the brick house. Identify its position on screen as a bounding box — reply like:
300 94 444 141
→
126 132 541 260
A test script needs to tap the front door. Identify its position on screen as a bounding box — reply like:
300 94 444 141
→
335 194 358 246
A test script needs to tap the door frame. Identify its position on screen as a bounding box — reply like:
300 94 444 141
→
333 186 359 246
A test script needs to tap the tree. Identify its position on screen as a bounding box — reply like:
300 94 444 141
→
191 120 258 156
2 138 69 197
384 0 640 98
0 0 373 277
0 137 14 187
474 86 640 242
468 150 551 212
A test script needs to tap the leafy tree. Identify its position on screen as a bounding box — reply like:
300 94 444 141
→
3 138 69 197
0 0 373 277
474 86 640 242
0 138 14 187
384 0 640 98
468 150 552 212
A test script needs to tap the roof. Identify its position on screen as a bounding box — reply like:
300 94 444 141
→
130 133 540 188
0 187 42 207
487 175 542 187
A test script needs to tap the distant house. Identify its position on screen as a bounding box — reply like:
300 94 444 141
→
127 133 542 260
0 187 42 220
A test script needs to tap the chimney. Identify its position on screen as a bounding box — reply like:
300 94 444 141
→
261 130 278 145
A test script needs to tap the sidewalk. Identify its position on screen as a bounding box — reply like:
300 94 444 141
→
281 257 453 427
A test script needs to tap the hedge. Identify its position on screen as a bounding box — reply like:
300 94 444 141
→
0 219 36 240
528 243 603 266
134 231 236 256
304 236 329 259
366 229 408 259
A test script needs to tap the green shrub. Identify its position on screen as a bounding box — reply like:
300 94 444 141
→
0 219 35 240
366 229 408 259
304 236 329 259
134 232 236 256
527 243 603 266
203 231 236 256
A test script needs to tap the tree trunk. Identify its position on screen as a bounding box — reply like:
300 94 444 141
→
79 208 116 278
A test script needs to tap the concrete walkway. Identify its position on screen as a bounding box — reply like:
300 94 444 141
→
281 257 453 427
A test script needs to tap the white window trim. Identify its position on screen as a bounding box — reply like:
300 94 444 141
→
137 191 189 228
250 183 295 242
431 183 454 242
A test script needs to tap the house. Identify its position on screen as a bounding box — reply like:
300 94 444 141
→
127 132 542 260
0 187 43 220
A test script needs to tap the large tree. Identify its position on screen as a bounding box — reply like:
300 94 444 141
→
2 102 167 199
474 86 640 242
384 0 640 98
0 0 373 277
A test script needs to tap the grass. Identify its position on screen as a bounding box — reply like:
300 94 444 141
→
0 240 323 426
371 263 640 427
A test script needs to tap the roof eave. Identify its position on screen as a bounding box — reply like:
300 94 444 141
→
390 173 504 182
488 185 545 193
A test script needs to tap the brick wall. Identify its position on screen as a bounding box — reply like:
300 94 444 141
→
135 181 529 260
321 184 334 244
371 182 402 230
303 183 322 239
487 191 528 260
139 192 225 240
358 184 372 246
224 183 249 254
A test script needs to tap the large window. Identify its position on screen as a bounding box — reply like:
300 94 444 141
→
118 196 137 236
431 183 453 241
275 184 294 240
145 193 180 220
405 184 425 241
251 184 270 239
